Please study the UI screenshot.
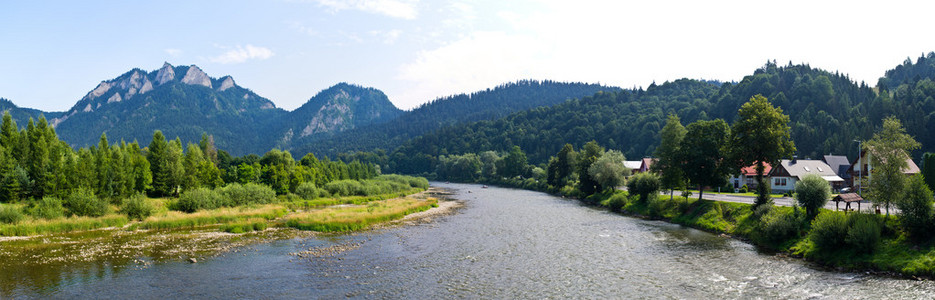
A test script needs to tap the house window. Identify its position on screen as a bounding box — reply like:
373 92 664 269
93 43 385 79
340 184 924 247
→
775 178 781 186
781 178 787 186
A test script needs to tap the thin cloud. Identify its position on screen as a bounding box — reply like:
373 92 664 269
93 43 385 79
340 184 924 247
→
165 48 182 57
209 45 274 64
314 0 418 20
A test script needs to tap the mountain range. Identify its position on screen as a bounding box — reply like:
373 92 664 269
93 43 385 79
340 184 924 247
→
0 63 611 156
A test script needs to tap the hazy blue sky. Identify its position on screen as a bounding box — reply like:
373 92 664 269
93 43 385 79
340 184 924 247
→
3 0 935 112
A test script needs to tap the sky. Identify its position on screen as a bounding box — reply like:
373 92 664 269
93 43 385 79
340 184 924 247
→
3 0 935 112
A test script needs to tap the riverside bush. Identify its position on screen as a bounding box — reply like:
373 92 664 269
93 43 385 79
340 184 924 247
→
219 183 276 206
378 174 429 189
627 172 661 203
845 213 881 254
809 211 848 251
759 208 802 244
295 182 321 200
121 194 155 220
65 188 110 217
895 175 934 241
27 196 65 220
324 180 364 197
601 193 628 212
176 188 223 213
0 205 24 224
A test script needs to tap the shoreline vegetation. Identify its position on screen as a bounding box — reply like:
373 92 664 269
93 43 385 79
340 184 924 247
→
415 95 935 280
0 174 444 239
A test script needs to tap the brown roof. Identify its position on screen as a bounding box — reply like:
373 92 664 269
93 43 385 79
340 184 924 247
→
833 193 863 203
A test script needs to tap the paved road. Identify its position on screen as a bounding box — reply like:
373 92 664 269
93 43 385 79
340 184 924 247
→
662 191 876 213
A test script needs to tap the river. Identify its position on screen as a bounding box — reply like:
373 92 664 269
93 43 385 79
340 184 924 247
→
2 183 933 299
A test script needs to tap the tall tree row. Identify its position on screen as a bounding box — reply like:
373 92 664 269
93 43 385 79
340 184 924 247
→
0 112 381 204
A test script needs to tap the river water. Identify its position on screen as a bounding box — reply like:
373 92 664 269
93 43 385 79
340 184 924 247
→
3 183 934 299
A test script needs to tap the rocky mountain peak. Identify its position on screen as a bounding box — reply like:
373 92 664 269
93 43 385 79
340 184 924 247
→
155 62 176 85
218 76 235 91
181 65 212 88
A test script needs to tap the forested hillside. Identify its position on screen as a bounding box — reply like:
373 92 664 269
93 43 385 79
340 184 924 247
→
291 80 615 157
50 63 287 155
274 83 403 149
0 98 62 128
387 56 935 174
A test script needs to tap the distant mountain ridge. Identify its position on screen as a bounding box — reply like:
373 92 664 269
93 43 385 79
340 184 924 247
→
1 64 609 157
292 80 616 157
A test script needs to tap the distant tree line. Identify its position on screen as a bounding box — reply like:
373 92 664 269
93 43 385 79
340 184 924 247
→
0 112 378 205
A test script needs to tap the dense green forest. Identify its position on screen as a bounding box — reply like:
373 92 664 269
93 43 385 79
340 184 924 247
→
0 112 379 205
292 80 616 157
384 56 935 175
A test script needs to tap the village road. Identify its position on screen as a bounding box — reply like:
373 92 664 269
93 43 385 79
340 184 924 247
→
668 192 875 213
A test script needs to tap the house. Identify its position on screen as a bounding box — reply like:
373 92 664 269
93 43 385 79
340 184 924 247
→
638 158 656 173
767 158 846 193
822 155 852 187
624 161 642 174
729 163 772 190
847 149 920 191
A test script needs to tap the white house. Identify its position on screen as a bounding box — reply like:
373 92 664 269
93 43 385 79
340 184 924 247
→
767 159 845 193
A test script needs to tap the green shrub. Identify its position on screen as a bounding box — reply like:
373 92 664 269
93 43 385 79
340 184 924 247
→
647 195 666 218
758 208 802 244
601 193 628 212
845 213 881 254
218 183 276 207
794 174 831 220
377 174 429 189
896 175 934 241
627 172 661 203
560 185 580 198
295 182 320 200
808 211 847 251
64 188 110 217
242 183 276 204
121 194 155 221
27 196 65 220
176 188 222 213
323 180 364 197
0 205 24 224
739 184 748 193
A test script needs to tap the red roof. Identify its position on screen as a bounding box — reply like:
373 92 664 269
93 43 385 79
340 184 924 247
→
741 163 772 176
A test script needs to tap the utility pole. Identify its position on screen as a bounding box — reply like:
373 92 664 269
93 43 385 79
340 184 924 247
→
853 139 862 196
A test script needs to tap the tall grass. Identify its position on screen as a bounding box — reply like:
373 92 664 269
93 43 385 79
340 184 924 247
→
0 215 128 236
286 197 437 232
140 205 287 230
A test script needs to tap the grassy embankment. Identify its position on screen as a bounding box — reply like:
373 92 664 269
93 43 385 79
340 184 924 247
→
0 175 436 236
588 190 935 278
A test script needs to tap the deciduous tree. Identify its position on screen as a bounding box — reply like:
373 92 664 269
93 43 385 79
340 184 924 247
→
680 119 731 200
727 95 796 208
864 116 921 217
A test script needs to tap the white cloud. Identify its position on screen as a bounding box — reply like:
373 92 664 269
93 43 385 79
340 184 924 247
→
314 0 418 20
209 45 274 64
396 31 547 108
165 48 182 57
371 29 402 44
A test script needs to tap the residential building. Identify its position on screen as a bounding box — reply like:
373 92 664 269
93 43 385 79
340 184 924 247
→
624 161 641 174
638 158 656 173
822 155 852 187
729 163 772 190
768 159 845 193
847 149 920 191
